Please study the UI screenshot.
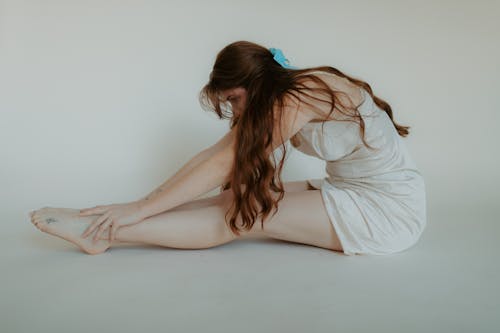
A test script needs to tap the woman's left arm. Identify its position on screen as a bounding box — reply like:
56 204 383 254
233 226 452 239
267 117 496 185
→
79 145 235 243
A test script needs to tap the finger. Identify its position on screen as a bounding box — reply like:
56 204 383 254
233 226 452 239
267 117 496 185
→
95 219 113 242
108 224 113 242
110 223 119 242
82 213 109 238
93 218 113 242
82 214 107 238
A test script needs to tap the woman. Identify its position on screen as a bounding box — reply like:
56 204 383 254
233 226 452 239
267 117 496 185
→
29 40 427 256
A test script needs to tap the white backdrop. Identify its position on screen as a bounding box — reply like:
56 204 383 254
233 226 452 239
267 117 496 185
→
1 0 498 230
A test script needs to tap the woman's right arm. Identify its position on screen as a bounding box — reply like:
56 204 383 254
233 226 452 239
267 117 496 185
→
139 148 213 202
139 129 236 202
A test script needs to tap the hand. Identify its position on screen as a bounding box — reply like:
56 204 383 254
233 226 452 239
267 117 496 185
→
79 201 146 243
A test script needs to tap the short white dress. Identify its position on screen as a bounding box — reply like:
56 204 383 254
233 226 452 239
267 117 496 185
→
287 88 427 256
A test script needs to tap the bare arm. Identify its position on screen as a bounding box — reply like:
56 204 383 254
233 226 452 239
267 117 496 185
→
139 148 214 202
136 91 313 220
136 128 237 218
139 129 237 202
138 144 234 219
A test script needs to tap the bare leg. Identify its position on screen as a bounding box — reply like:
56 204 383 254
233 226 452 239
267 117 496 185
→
30 180 342 255
105 190 256 249
99 181 342 253
29 190 259 255
109 180 316 247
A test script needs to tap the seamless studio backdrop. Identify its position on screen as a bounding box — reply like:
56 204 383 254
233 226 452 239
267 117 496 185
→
1 1 499 333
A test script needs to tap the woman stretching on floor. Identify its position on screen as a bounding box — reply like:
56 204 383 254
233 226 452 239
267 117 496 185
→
29 40 427 256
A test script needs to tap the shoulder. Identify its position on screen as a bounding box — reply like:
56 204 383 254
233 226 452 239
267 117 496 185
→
295 70 364 121
264 92 315 156
273 92 315 127
298 70 354 93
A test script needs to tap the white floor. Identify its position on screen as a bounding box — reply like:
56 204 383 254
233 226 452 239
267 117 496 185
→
1 204 498 333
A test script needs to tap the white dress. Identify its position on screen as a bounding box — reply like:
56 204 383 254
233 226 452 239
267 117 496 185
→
290 88 427 255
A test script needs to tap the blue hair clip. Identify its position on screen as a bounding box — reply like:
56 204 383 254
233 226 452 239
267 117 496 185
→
269 47 297 69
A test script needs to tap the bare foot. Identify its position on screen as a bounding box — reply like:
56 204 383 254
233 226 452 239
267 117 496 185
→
29 207 112 255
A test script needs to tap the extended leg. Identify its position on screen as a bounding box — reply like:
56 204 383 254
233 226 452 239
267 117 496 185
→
107 180 317 248
109 190 261 249
102 184 343 253
30 180 342 254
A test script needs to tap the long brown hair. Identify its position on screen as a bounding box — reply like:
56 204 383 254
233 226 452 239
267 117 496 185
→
198 40 410 236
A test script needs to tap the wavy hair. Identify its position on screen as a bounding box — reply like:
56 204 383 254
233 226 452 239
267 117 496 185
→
198 40 410 236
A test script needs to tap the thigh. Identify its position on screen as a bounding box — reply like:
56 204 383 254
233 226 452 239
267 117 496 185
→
283 179 326 191
165 183 343 252
216 188 343 252
283 180 312 192
262 190 343 252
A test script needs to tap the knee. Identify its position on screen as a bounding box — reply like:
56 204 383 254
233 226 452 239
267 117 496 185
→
213 187 267 240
